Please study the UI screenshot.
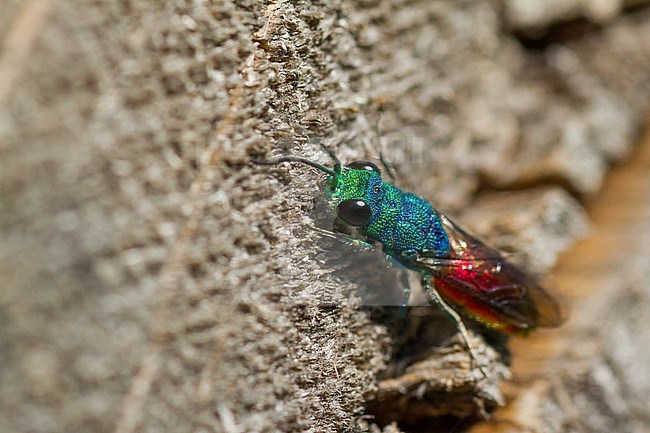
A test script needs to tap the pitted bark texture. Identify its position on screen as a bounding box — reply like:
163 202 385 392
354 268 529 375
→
1 2 650 433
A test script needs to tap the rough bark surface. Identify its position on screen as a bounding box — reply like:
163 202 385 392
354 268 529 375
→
469 125 650 433
1 1 649 433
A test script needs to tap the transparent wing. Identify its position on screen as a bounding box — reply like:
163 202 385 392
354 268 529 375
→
403 214 566 335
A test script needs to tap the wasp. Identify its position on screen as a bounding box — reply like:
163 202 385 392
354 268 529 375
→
256 145 565 372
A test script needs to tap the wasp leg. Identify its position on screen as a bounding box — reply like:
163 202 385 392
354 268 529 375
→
398 270 412 317
379 150 399 181
420 274 488 379
379 145 409 187
312 226 376 253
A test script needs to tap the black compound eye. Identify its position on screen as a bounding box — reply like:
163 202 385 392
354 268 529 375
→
346 160 381 175
337 199 372 226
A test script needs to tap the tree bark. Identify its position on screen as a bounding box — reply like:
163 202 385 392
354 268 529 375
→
1 1 649 432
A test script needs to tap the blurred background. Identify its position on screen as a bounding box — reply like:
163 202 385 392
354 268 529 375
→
1 1 649 432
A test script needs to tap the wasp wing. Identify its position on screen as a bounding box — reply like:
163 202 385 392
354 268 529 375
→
404 214 565 335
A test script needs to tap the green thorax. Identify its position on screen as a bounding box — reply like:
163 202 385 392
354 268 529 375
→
325 168 450 257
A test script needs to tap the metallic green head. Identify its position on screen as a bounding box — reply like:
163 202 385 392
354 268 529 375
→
324 161 384 227
254 146 385 228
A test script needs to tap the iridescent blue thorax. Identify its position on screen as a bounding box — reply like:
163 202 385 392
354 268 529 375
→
325 168 450 260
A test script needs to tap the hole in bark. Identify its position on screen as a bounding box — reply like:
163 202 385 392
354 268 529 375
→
363 308 511 431
509 4 650 50
512 18 603 50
